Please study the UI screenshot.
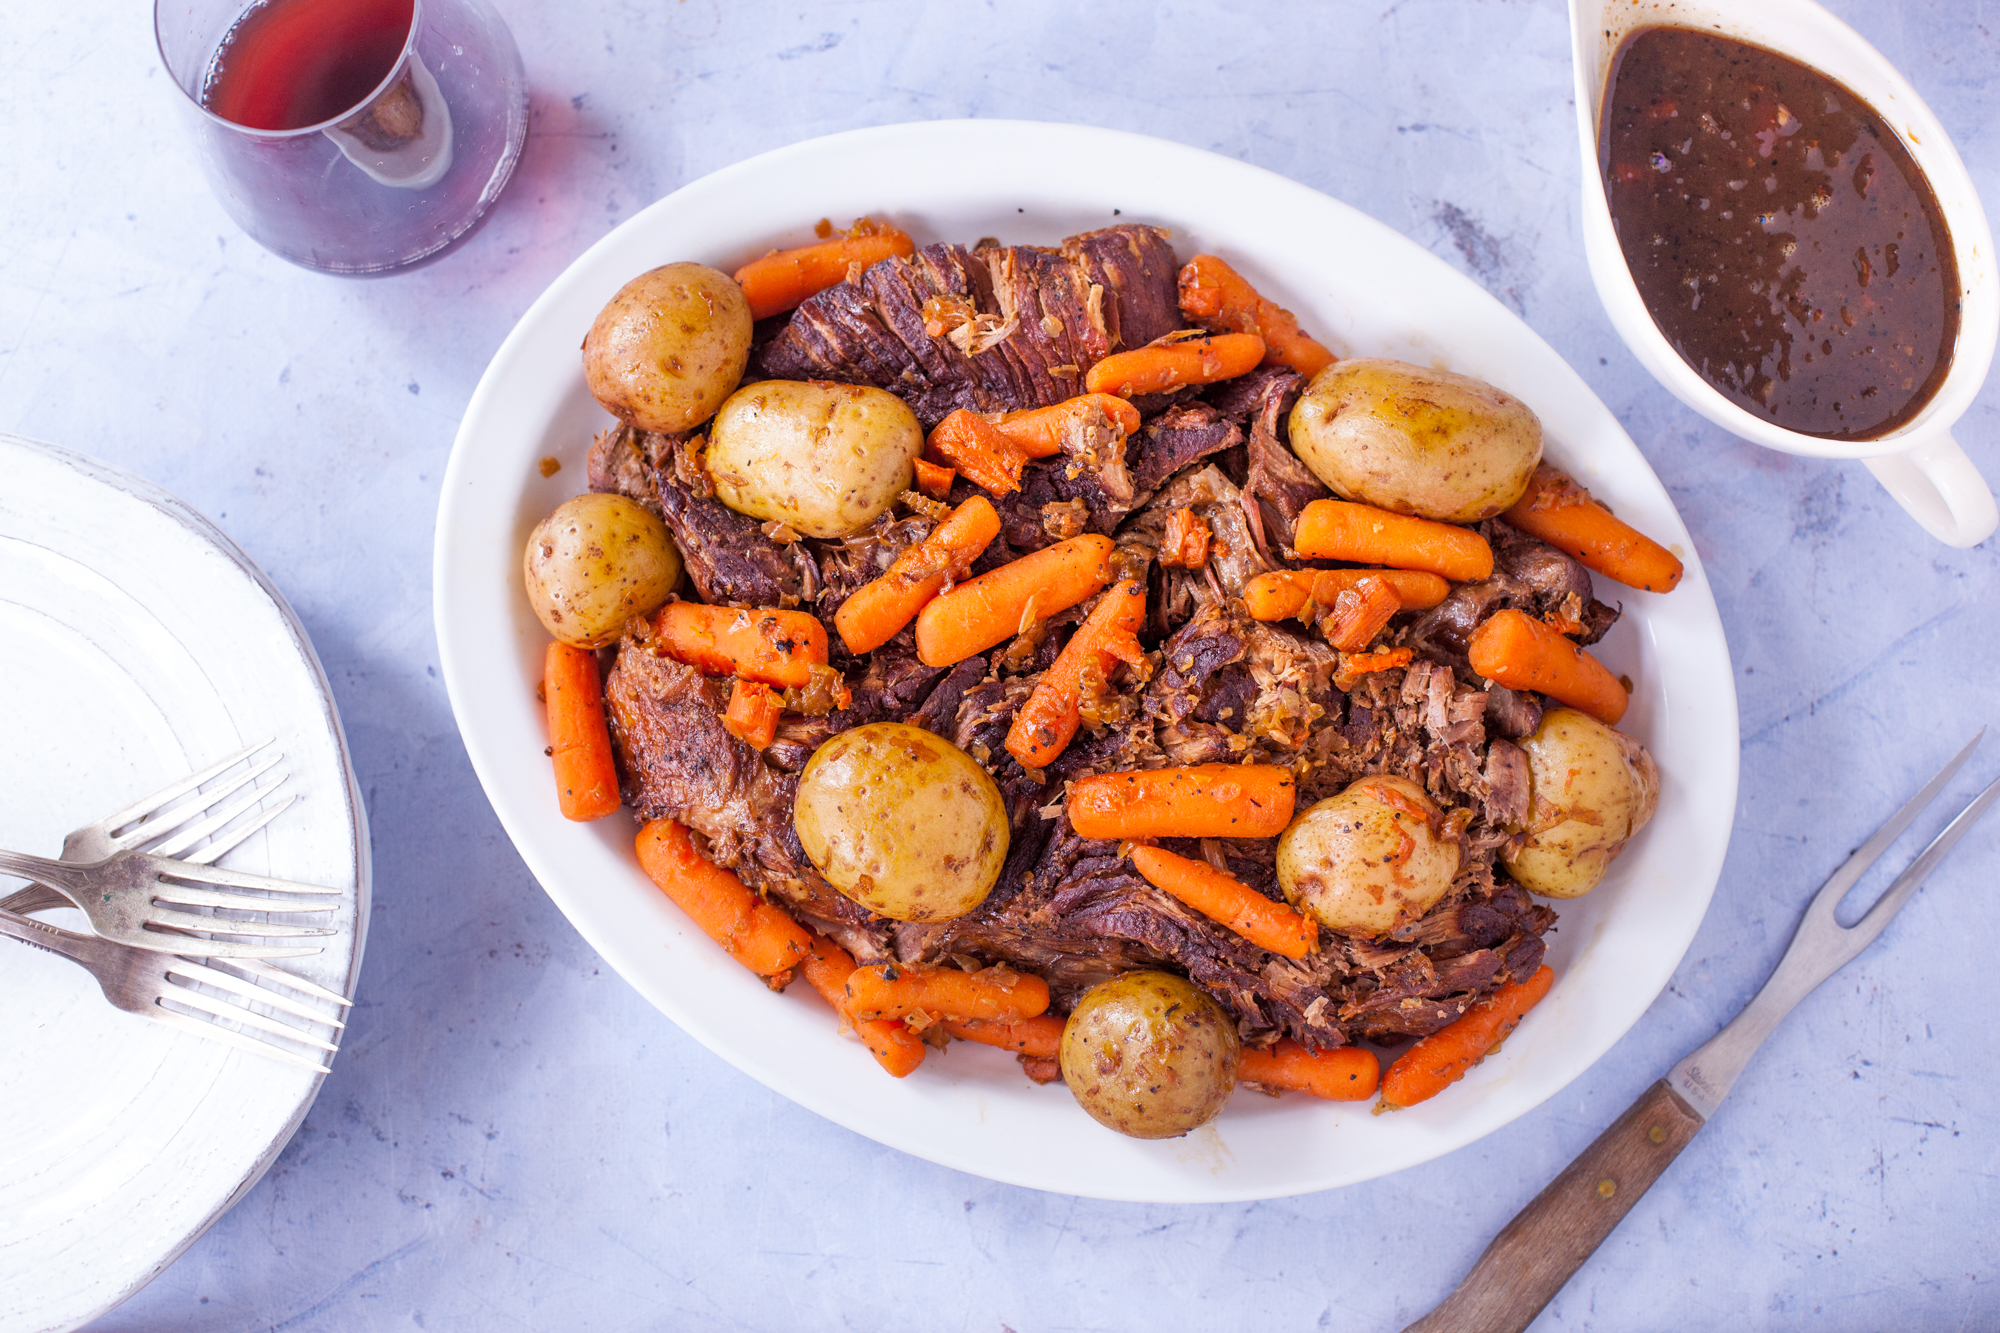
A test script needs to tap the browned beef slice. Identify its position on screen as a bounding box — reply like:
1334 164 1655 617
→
1129 404 1241 499
602 639 877 936
1238 372 1326 552
1061 224 1183 351
908 655 989 738
758 227 1180 428
652 457 811 607
586 424 662 508
1204 364 1305 423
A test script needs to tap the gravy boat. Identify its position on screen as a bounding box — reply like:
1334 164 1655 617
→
1569 0 1999 547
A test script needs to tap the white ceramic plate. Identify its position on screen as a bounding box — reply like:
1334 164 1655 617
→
435 120 1739 1203
0 436 369 1332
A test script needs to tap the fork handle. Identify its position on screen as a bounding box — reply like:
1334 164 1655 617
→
1 884 70 913
0 849 88 899
1401 1080 1706 1333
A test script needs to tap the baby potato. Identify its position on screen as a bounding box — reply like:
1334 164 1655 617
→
1503 707 1659 898
523 493 682 648
583 262 752 434
793 722 1009 922
1288 358 1543 523
1060 971 1241 1140
1276 775 1461 938
707 380 924 539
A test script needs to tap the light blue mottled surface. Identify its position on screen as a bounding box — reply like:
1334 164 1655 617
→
2 0 1996 1328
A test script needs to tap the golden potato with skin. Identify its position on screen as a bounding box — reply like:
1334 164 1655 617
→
1287 358 1543 523
522 493 682 648
1503 707 1660 898
1276 775 1461 938
1059 971 1241 1140
583 262 752 434
793 723 1009 922
706 380 925 539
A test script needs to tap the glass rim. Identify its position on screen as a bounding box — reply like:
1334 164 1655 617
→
153 0 426 140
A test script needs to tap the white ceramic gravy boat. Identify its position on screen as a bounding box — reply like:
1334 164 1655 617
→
1570 0 1998 547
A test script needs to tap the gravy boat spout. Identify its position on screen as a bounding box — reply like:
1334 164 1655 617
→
1569 0 1998 547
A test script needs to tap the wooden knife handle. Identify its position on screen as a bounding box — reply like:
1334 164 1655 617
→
1402 1079 1705 1333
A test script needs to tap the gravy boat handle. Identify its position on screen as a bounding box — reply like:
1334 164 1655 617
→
1863 434 1998 548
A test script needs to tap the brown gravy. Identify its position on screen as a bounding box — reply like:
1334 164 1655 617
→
1601 26 1958 439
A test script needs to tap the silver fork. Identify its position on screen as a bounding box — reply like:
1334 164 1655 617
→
0 906 341 1072
2 739 352 1005
1405 730 2000 1333
0 846 341 959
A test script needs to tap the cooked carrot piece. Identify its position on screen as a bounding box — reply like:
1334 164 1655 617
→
1242 568 1451 620
1128 845 1316 959
653 602 829 688
1177 254 1336 379
732 218 916 320
913 534 1115 667
1503 464 1684 593
1323 574 1402 652
1083 333 1267 398
1160 507 1211 569
1292 500 1494 582
1005 580 1147 770
800 935 926 1078
911 456 956 500
722 678 784 750
1333 646 1414 690
1467 608 1629 725
991 394 1142 456
1238 1040 1379 1100
1067 764 1297 841
845 962 1051 1024
942 1015 1067 1060
634 820 812 986
927 409 1033 496
834 495 1002 656
1379 965 1555 1108
543 641 621 821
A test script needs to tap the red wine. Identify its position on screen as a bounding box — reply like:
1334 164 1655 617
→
203 0 415 131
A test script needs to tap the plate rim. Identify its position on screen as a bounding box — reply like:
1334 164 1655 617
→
0 431 373 1330
435 117 1741 1202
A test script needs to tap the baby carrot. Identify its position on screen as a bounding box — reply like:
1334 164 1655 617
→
927 409 1033 496
1379 964 1555 1108
653 602 829 688
634 819 813 986
1238 1040 1380 1101
800 935 927 1078
1067 763 1297 841
1293 500 1494 582
1323 574 1401 652
1084 332 1267 398
732 218 916 320
845 962 1052 1024
722 678 784 751
544 641 621 821
1467 608 1629 725
835 495 1002 656
1128 844 1316 959
1176 254 1336 379
991 394 1142 455
1242 568 1451 621
1005 580 1148 770
913 534 1116 667
942 1014 1068 1059
1503 464 1684 593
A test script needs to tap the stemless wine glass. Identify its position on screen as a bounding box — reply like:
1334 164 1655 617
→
155 0 528 274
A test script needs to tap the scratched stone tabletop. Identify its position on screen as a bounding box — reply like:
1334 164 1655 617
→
2 0 1996 1328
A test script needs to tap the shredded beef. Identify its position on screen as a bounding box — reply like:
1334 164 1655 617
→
1129 404 1241 500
